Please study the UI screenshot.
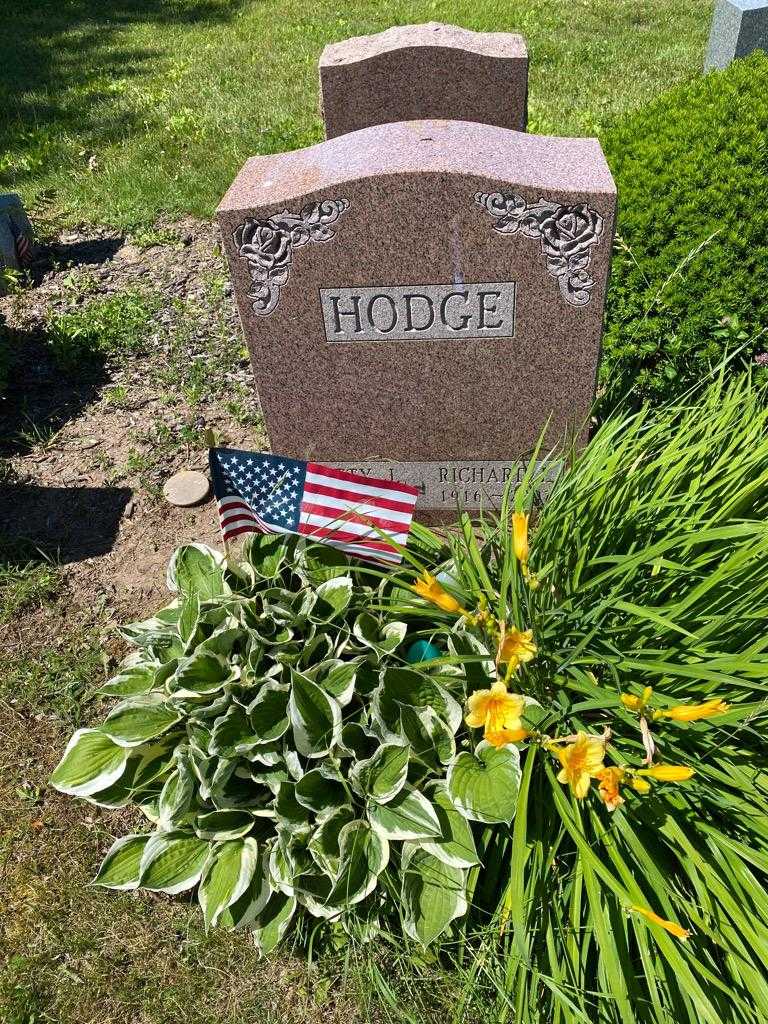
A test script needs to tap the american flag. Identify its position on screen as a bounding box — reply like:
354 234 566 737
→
10 221 33 266
209 447 418 565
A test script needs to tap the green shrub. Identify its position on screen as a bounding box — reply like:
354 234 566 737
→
46 290 159 371
600 52 768 411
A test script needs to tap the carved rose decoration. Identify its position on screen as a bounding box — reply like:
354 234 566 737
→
474 191 604 307
234 199 349 316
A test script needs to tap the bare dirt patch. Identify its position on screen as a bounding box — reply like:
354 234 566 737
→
1 217 266 619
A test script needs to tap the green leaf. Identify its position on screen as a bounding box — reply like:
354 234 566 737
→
253 892 297 955
210 705 264 758
173 650 231 695
93 834 150 890
217 850 271 931
99 659 158 697
158 759 195 828
313 576 353 620
248 682 290 742
421 782 480 868
297 542 349 584
401 845 467 945
288 670 342 758
50 728 129 797
178 593 201 646
199 837 259 929
195 810 255 840
100 697 181 747
353 613 407 656
243 532 289 580
447 741 521 824
368 787 442 841
350 742 409 803
294 768 347 814
327 820 389 906
314 660 359 706
373 667 462 740
309 806 356 876
167 543 227 600
139 832 210 894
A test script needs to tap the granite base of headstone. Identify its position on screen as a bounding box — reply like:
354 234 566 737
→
705 0 768 70
217 119 615 520
319 22 528 139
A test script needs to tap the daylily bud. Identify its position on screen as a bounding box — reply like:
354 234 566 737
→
511 511 529 565
621 686 653 713
630 905 691 940
637 765 695 782
655 698 729 722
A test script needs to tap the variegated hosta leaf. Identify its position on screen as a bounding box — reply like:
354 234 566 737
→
157 756 195 827
242 532 289 580
195 809 255 840
311 659 360 707
172 650 233 696
296 542 350 584
50 728 129 797
218 849 272 930
252 892 297 956
138 832 210 894
288 670 342 758
447 741 521 824
198 837 259 929
247 682 290 742
350 742 409 803
401 844 467 945
353 613 407 657
313 576 353 621
93 834 150 890
367 787 442 841
372 668 462 742
399 704 456 767
167 543 228 600
100 695 182 748
327 820 389 907
99 655 159 697
421 782 480 868
309 806 356 876
294 767 347 814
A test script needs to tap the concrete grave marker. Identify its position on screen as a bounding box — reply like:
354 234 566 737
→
319 23 528 138
705 0 768 69
217 120 616 514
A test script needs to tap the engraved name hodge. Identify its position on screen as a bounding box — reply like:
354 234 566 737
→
320 281 516 342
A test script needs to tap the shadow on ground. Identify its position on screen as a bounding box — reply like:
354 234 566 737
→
0 0 247 193
0 323 110 458
0 484 132 565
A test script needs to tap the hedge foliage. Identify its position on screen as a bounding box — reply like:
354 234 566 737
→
599 52 768 411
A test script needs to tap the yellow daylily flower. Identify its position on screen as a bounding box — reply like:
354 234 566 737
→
465 682 527 748
654 698 729 722
511 511 529 565
555 732 606 799
630 905 691 940
413 571 465 615
498 627 537 671
636 764 695 782
595 766 626 812
621 686 653 713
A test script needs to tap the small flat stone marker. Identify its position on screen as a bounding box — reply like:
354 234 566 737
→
705 0 768 69
163 470 211 507
319 22 528 138
217 119 615 517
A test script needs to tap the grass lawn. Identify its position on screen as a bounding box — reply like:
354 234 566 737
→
1 0 712 228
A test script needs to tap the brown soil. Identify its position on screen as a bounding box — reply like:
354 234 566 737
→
0 217 267 619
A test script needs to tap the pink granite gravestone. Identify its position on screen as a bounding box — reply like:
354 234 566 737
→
319 23 528 139
216 120 616 514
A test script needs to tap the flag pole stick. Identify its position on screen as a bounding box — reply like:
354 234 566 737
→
205 428 232 562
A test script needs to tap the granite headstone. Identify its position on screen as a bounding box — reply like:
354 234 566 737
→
217 120 616 514
705 0 768 69
0 194 35 294
319 23 528 139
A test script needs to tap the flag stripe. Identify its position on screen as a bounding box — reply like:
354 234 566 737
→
298 521 400 551
299 500 411 536
302 481 416 517
307 462 419 497
305 469 418 506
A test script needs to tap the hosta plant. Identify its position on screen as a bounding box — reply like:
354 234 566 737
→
50 536 529 952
